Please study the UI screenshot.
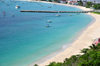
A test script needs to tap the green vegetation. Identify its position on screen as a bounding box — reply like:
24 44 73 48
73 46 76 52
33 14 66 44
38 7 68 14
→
41 0 46 1
53 0 58 2
93 4 100 9
48 0 52 2
78 1 83 6
34 64 38 66
92 12 100 14
86 2 93 8
77 1 100 10
47 43 100 66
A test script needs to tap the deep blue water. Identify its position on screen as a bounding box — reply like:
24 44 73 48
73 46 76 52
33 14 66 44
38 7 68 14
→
0 1 93 66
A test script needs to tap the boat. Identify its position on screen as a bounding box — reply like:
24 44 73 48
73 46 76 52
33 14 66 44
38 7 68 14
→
15 5 20 9
56 11 61 17
56 14 61 16
47 20 52 23
45 24 51 28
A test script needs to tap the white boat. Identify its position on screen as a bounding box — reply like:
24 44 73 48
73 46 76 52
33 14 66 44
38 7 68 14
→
47 20 52 23
56 11 61 17
56 14 61 16
15 5 20 9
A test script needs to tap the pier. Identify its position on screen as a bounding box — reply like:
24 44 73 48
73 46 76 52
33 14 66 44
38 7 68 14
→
20 10 94 13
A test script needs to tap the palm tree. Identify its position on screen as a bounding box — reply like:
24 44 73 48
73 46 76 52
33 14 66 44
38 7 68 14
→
76 54 81 57
64 58 68 62
81 48 89 54
89 44 97 50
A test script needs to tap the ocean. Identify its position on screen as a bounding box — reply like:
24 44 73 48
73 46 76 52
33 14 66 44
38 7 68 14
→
0 1 93 66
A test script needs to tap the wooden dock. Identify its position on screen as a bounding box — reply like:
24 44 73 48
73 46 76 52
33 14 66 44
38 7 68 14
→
20 10 94 13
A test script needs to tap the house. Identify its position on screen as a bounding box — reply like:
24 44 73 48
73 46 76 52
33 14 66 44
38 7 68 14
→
77 0 100 4
60 0 67 4
68 0 78 5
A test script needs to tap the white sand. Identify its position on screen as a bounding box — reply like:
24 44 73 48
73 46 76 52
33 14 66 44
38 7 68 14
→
29 1 100 66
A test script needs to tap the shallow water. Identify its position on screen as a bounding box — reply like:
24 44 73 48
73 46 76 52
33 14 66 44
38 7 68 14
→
0 1 93 66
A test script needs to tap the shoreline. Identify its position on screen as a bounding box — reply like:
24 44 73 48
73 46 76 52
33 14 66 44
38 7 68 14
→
29 15 95 66
28 1 100 66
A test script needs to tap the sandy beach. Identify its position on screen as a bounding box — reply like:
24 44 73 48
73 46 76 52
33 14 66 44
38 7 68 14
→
28 1 100 66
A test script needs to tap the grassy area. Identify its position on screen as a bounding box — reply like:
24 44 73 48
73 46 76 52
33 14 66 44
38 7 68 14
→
92 12 100 14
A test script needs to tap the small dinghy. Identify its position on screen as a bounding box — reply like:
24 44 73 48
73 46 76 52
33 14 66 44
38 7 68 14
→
15 5 20 9
56 14 61 17
47 20 52 23
45 24 51 28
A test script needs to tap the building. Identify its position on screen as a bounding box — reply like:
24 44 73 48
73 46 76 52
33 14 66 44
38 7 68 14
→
77 0 100 3
60 0 66 3
68 0 78 5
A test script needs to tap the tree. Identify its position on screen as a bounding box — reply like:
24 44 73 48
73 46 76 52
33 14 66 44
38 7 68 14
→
41 0 46 1
48 0 52 2
86 2 93 8
93 4 100 9
89 44 97 50
64 58 68 63
81 48 89 54
34 64 38 66
48 43 100 66
78 0 83 6
48 62 62 66
53 0 58 2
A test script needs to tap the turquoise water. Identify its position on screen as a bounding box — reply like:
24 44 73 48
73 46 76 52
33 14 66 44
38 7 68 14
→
0 1 93 66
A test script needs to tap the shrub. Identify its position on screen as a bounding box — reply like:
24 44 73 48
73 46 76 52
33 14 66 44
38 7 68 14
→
78 1 83 6
48 43 100 66
86 2 93 8
48 0 52 2
93 4 100 9
34 64 38 66
48 62 62 66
